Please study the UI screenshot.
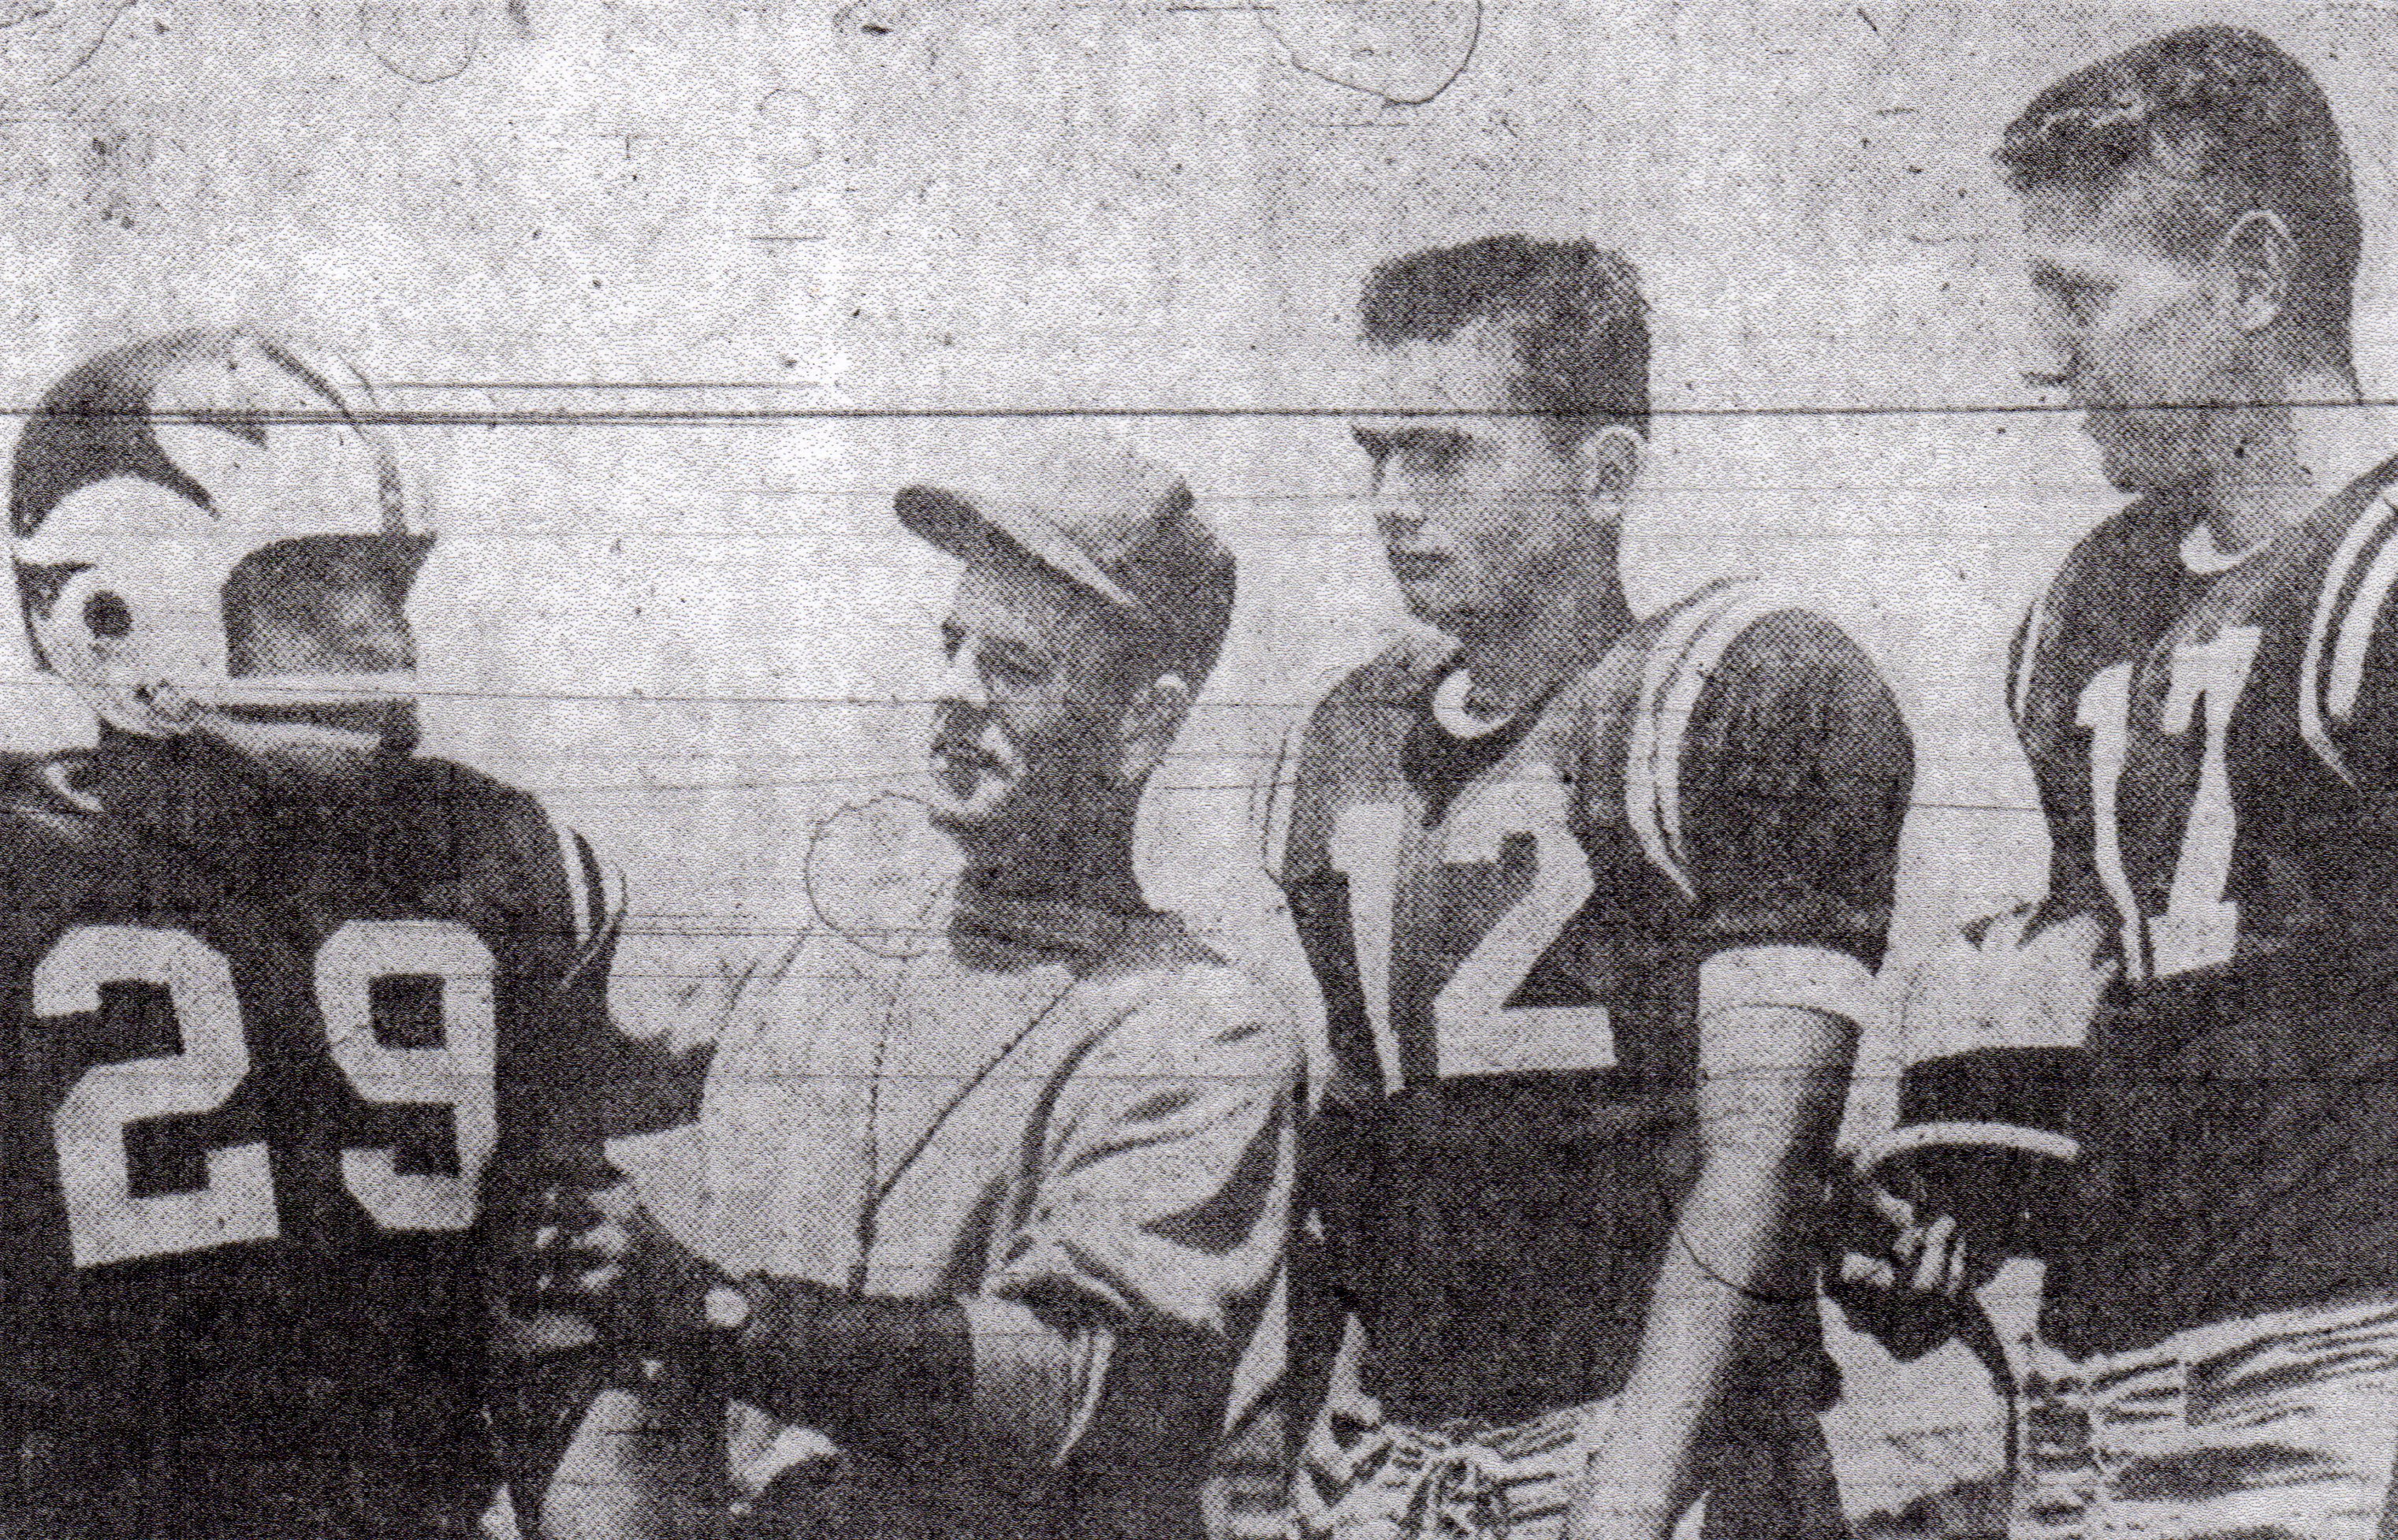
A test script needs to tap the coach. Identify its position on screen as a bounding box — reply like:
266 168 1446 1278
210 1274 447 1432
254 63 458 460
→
522 444 1299 1539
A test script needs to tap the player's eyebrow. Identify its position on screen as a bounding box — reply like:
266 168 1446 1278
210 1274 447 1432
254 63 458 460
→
1354 424 1472 458
2027 258 2101 294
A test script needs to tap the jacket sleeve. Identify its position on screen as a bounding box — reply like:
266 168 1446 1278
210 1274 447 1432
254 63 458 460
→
966 960 1300 1468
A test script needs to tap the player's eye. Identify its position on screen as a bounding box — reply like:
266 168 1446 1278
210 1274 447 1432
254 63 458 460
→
2061 284 2113 323
938 623 966 660
986 653 1044 690
2038 271 2115 325
1402 437 1468 475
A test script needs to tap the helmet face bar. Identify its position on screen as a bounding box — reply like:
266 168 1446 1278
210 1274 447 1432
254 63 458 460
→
6 328 432 746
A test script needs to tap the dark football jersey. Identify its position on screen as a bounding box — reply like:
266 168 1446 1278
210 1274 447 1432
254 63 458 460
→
0 731 658 1534
2007 454 2398 1357
1267 581 1912 1426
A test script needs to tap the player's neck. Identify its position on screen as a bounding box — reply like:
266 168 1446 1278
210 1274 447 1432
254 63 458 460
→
1454 569 1633 720
2189 363 2368 554
951 806 1146 916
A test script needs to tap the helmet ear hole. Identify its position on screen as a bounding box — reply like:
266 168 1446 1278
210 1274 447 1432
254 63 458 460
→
83 591 130 639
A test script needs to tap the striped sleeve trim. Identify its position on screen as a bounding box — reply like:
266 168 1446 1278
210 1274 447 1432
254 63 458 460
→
556 824 627 959
1623 579 1811 901
2303 492 2398 783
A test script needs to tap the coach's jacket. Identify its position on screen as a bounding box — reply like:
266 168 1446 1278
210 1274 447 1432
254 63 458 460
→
609 795 1301 1539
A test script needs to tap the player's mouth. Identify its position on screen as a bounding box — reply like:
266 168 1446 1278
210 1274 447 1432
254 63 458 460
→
216 701 411 735
930 742 1009 798
1387 552 1452 582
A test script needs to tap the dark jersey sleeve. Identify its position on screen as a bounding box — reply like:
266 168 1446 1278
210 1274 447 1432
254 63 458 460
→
2307 497 2398 795
470 795 715 1506
470 793 709 1156
1672 608 1914 970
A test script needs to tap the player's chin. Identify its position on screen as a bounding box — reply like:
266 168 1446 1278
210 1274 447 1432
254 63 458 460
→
1398 586 1488 639
198 705 421 791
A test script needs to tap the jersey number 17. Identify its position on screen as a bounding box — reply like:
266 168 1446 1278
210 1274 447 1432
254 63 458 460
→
2075 627 2262 983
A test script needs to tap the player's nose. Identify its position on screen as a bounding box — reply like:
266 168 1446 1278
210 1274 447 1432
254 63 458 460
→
938 638 989 711
2018 319 2076 402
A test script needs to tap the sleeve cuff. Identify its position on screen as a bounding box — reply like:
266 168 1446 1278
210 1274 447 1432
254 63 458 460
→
959 1293 1116 1468
1697 943 1877 1028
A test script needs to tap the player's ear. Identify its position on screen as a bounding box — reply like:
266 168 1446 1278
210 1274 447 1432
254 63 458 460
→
2214 209 2292 337
1114 671 1193 787
1571 423 1644 506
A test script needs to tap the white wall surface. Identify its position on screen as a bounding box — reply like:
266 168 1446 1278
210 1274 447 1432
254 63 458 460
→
6 0 2396 1523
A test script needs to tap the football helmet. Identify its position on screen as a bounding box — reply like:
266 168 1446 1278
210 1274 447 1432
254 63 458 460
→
6 327 432 745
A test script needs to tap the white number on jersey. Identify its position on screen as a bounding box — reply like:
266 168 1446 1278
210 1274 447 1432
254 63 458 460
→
44 921 503 1267
47 927 277 1270
1326 802 1407 1092
1327 764 1612 1085
2074 627 2262 982
318 921 499 1234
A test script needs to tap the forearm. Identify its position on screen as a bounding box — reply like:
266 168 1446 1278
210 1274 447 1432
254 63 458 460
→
719 1280 974 1455
1570 999 1852 1540
722 1280 1223 1471
1571 1152 1798 1535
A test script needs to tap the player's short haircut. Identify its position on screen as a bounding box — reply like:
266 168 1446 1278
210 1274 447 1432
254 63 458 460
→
1998 26 2359 365
1359 236 1651 451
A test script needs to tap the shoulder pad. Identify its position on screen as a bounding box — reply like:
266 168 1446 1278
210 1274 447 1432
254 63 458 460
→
2014 499 2183 726
1621 577 1848 898
2303 488 2398 782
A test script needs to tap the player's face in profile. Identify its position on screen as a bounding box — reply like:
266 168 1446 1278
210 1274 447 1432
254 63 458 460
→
1353 323 1599 641
926 557 1129 842
210 536 421 787
2020 182 2251 493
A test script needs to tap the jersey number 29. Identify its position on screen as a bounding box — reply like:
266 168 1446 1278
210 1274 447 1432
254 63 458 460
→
1327 763 1611 1087
46 920 499 1268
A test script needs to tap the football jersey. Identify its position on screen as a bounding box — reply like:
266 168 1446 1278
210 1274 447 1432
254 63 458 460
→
0 730 656 1529
1266 581 1912 1427
2007 453 2398 1356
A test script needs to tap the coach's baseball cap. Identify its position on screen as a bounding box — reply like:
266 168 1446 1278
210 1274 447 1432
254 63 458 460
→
895 443 1235 679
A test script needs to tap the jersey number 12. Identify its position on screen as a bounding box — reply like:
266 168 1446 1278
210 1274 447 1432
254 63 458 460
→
46 920 499 1268
1327 763 1612 1086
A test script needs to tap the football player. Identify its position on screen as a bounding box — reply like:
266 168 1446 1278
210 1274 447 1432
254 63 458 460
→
0 327 678 1538
1835 27 2398 1540
1264 236 1912 1540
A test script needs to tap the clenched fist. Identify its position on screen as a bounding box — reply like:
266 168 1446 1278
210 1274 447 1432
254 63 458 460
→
507 1179 752 1349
